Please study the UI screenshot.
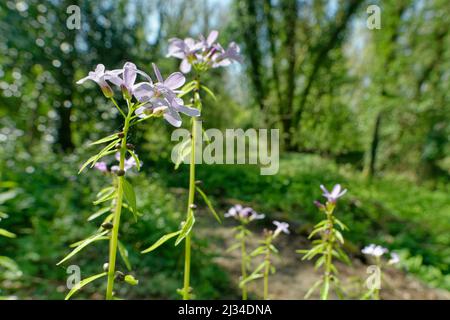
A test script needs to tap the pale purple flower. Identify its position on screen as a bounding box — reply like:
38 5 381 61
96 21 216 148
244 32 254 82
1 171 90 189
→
388 252 400 265
225 204 265 222
167 37 204 73
104 62 152 99
133 63 199 127
320 184 347 203
167 30 241 73
361 244 388 257
76 64 114 98
211 42 242 68
94 161 108 173
273 221 290 237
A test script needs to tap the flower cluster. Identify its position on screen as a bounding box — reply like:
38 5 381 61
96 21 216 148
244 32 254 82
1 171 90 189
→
77 62 200 127
225 204 265 222
362 244 400 265
167 30 242 73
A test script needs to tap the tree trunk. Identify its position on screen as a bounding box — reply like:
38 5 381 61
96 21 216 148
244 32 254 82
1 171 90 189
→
366 112 382 178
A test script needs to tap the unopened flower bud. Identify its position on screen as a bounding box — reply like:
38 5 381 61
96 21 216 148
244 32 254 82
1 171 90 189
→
101 84 114 98
115 143 122 150
189 204 197 210
102 222 113 230
103 263 109 271
116 169 125 176
117 132 125 138
126 143 135 151
121 84 132 101
195 180 202 185
314 200 325 210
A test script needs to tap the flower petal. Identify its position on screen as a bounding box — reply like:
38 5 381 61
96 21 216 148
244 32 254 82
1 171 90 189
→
164 72 185 90
180 59 192 74
163 108 182 127
152 63 164 83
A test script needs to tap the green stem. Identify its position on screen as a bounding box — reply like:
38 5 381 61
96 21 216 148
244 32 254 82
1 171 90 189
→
374 257 381 300
105 102 132 300
182 78 201 300
263 244 271 300
323 213 334 300
241 230 248 300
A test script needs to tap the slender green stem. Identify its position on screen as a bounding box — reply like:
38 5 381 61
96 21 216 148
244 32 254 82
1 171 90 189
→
182 78 201 300
105 101 132 300
322 213 334 300
241 229 248 300
111 97 126 118
263 243 271 300
374 256 381 300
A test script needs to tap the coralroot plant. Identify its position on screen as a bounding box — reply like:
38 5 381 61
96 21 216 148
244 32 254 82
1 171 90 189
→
361 244 400 300
164 30 241 299
241 221 289 300
297 184 351 300
225 205 264 300
57 61 198 300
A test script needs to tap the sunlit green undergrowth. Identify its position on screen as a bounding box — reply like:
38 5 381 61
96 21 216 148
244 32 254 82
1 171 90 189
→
162 153 450 290
0 149 232 299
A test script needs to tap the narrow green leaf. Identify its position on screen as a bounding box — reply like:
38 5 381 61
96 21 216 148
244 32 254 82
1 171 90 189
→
57 231 109 265
141 230 182 254
195 186 221 223
305 279 323 299
93 189 116 205
250 246 266 257
122 179 137 221
89 133 119 146
87 207 112 221
0 256 19 271
127 150 141 171
320 279 330 300
118 241 132 271
69 236 108 248
78 155 98 174
201 85 217 101
65 272 107 300
0 228 16 238
175 214 195 246
174 138 191 170
226 242 241 253
334 230 345 244
90 139 120 168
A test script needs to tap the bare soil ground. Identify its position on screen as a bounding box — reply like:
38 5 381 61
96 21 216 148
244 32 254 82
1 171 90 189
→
199 216 450 300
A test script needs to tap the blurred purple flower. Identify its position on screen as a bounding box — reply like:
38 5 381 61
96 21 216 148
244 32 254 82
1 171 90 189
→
167 37 203 73
225 204 265 222
211 42 242 68
76 64 114 98
361 244 388 257
94 162 108 173
134 63 199 127
273 221 290 236
320 184 347 203
167 30 241 73
388 252 400 265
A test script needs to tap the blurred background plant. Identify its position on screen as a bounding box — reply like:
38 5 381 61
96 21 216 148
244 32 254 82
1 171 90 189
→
0 0 448 298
